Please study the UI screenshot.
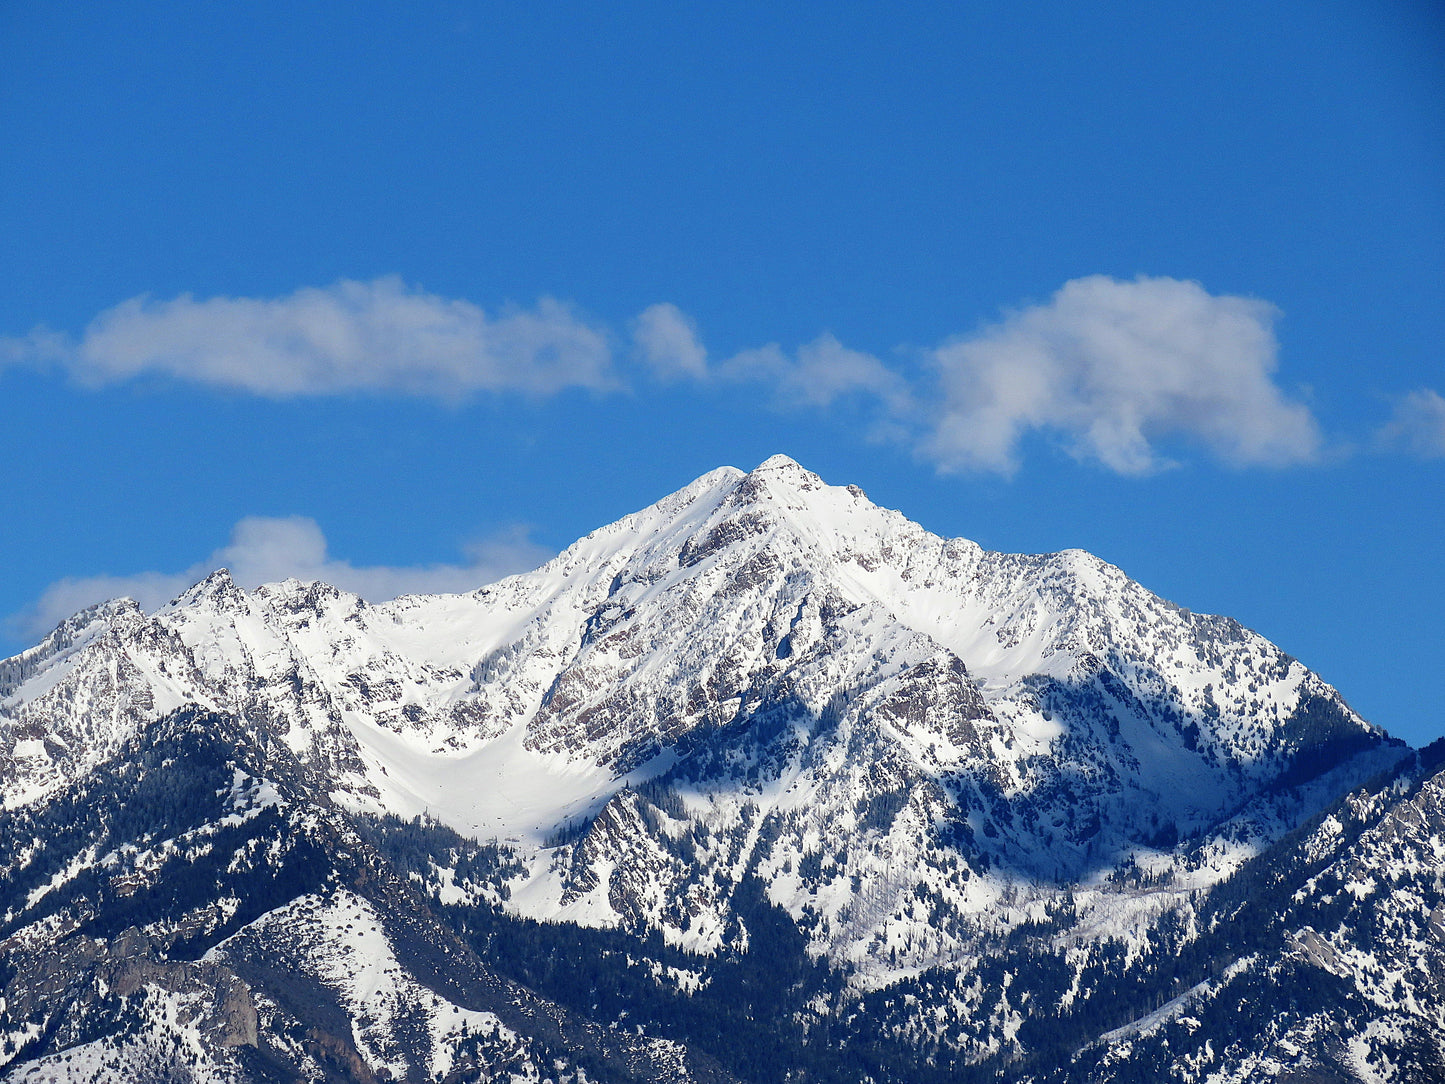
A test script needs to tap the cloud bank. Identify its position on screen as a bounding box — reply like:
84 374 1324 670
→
6 277 614 398
664 275 1321 476
922 275 1322 475
3 273 1357 476
11 517 552 641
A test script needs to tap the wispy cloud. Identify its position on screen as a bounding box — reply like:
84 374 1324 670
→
9 517 552 641
720 333 915 416
684 276 1321 476
1377 388 1445 458
4 277 615 398
4 274 1349 476
632 302 708 381
921 275 1322 476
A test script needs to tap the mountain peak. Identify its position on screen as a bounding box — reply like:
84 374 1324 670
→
750 452 810 475
163 567 245 612
0 458 1429 1084
742 453 827 493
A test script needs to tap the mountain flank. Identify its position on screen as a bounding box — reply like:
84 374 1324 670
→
1 456 1438 1082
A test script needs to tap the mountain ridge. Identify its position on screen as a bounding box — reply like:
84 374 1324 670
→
1 455 1435 1083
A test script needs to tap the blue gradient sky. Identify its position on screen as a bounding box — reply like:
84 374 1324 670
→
2 2 1442 744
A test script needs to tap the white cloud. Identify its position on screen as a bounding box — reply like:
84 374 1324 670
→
1377 388 1445 458
721 333 914 416
1 325 69 367
628 305 913 420
633 302 708 381
10 517 553 641
921 275 1322 476
5 277 615 398
1 274 1335 477
706 278 1319 476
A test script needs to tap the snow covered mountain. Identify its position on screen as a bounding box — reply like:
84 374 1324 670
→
1 455 1438 1082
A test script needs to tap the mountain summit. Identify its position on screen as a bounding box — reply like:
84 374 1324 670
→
1 457 1439 1083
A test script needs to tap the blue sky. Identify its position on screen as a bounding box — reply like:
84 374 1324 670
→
2 2 1442 744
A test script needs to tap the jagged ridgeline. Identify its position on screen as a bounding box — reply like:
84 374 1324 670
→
1 456 1441 1083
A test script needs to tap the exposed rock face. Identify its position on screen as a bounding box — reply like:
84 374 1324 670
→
0 456 1437 1082
1 922 258 1080
105 938 259 1051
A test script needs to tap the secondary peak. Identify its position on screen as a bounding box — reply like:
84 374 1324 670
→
752 453 807 473
745 454 828 488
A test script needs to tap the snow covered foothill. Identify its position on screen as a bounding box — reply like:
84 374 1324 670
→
206 889 526 1082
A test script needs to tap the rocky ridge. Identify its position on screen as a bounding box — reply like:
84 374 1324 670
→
0 455 1437 1082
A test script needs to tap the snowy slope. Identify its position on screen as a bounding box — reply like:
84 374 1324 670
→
0 455 1433 1082
1 455 1383 820
0 458 1399 968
